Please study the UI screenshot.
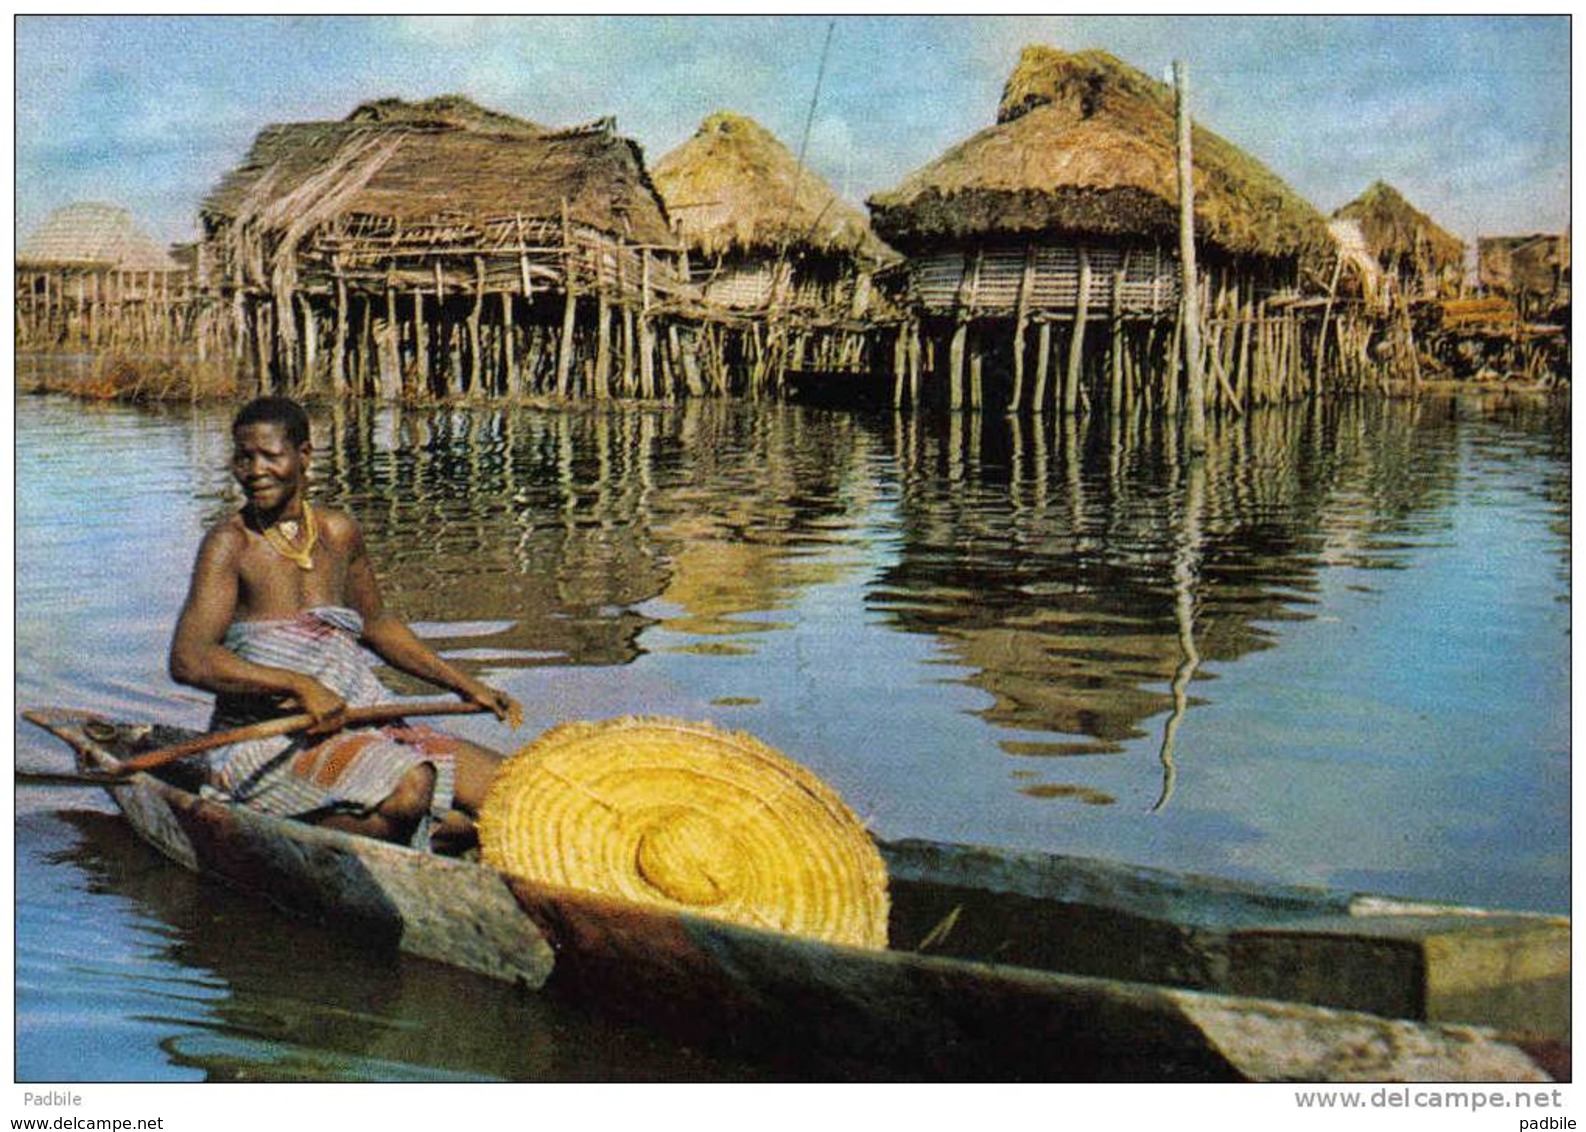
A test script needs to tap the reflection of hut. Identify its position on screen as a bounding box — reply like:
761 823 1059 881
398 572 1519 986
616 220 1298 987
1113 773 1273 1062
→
1478 233 1570 317
868 46 1333 414
200 96 689 401
1331 181 1466 302
652 112 895 394
16 202 190 350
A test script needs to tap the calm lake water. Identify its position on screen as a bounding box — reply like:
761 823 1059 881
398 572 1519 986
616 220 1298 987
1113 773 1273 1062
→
13 385 1571 1082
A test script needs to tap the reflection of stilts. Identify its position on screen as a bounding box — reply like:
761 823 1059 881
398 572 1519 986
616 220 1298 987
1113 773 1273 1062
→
1153 455 1205 812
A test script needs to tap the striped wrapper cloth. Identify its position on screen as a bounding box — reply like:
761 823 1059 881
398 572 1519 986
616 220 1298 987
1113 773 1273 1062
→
202 606 458 848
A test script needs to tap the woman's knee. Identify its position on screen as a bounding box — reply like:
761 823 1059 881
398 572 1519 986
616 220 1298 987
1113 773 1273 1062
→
381 762 437 823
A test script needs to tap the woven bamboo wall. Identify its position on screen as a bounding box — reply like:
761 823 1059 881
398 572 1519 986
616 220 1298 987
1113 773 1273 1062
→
700 264 775 309
908 242 1180 317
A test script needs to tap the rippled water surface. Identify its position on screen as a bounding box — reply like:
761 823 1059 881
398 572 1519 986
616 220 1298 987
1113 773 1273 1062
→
14 388 1571 1081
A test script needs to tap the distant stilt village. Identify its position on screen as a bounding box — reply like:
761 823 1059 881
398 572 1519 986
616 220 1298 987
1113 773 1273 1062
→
15 46 1571 410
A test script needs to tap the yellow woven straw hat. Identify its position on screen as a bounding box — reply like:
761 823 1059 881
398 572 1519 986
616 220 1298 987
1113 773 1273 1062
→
478 717 890 948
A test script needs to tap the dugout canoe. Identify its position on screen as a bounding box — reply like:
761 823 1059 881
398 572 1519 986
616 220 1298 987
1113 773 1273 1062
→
23 707 1569 1082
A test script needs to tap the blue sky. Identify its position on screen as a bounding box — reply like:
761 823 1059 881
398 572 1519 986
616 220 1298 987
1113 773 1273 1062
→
12 14 1573 251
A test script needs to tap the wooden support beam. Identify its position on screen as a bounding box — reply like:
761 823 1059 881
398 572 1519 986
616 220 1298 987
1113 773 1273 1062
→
556 203 578 398
892 324 908 409
468 256 486 397
948 319 968 412
679 325 705 398
594 290 612 399
1109 267 1125 419
639 251 657 399
969 339 984 412
501 291 518 398
1032 321 1052 415
414 290 430 395
1009 245 1037 413
908 320 922 407
381 281 401 400
1175 61 1208 455
1064 247 1092 416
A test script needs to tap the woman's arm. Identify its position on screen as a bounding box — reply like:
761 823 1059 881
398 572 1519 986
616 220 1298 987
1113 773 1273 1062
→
343 519 523 728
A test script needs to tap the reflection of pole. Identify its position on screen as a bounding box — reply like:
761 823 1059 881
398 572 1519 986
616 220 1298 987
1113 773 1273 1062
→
1153 454 1205 812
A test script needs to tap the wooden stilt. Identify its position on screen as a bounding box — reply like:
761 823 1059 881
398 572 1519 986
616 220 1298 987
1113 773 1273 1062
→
594 290 612 399
1064 247 1092 416
501 292 518 398
301 294 318 394
1032 321 1052 415
621 304 635 396
639 252 657 399
969 337 984 412
1009 246 1037 413
556 203 578 398
1175 61 1207 454
948 319 967 412
1109 268 1124 419
679 325 704 399
893 325 908 409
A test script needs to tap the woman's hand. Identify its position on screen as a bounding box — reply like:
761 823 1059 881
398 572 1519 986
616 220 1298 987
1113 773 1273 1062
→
461 681 523 730
285 678 349 736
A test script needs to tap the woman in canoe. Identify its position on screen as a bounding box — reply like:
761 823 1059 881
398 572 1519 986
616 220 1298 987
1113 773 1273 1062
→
168 395 522 853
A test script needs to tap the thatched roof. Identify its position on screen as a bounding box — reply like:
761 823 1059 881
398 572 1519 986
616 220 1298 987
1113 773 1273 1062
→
652 112 892 265
1332 181 1465 272
868 46 1330 261
346 94 549 136
18 202 181 271
202 96 674 247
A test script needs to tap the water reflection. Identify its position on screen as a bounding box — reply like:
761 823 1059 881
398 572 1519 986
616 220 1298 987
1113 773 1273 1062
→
17 388 1569 909
266 395 1565 779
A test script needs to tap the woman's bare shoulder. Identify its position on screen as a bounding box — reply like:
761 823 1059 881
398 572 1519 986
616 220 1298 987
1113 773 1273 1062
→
199 512 251 555
312 504 362 546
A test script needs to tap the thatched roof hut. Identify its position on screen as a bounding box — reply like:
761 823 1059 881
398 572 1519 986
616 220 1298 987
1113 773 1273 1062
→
868 46 1330 265
19 202 181 272
1332 181 1465 295
654 111 889 266
200 96 694 399
1478 233 1568 306
652 112 892 316
202 95 677 293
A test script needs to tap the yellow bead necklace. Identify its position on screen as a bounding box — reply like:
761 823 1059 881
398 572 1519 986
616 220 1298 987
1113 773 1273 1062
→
262 501 317 570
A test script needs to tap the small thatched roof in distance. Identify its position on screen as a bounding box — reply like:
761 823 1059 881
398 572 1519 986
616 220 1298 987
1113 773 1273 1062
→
652 112 892 265
868 46 1330 261
202 96 674 247
1332 181 1465 272
18 202 181 271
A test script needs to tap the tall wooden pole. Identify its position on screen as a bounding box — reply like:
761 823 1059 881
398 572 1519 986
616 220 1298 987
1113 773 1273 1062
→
1175 60 1208 456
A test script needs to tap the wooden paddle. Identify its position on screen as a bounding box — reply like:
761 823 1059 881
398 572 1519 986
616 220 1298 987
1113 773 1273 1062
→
20 700 488 786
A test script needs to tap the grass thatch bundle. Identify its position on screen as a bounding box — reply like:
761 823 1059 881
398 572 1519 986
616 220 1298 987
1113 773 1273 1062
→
1333 181 1465 273
202 96 675 258
19 202 182 272
868 46 1330 261
653 111 892 266
345 94 549 136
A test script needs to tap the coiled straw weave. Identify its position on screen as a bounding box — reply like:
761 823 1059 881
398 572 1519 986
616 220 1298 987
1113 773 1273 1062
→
478 717 889 948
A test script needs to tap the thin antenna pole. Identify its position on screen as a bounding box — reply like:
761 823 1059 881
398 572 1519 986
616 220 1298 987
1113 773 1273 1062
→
789 18 838 220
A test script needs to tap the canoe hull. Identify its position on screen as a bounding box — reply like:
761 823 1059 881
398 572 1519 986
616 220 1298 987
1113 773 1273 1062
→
23 707 1565 1082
